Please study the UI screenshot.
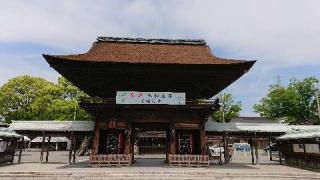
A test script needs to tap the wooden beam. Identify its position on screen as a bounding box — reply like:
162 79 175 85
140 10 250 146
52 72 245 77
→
45 136 51 163
40 132 45 163
18 136 24 163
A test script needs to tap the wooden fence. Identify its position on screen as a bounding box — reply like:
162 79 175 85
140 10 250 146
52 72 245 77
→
168 154 209 167
89 154 132 167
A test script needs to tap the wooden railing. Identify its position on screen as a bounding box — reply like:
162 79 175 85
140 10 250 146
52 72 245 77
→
89 154 132 167
168 154 209 167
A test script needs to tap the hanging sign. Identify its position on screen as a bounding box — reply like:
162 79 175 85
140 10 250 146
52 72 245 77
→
116 91 185 105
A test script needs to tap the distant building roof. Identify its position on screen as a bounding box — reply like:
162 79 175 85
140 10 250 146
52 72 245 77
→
205 121 291 134
31 136 70 143
0 128 22 139
206 121 320 138
10 121 94 132
230 117 280 124
277 128 320 140
0 122 9 127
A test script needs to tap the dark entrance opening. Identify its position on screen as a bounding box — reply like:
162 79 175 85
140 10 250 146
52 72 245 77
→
98 129 124 154
133 123 169 166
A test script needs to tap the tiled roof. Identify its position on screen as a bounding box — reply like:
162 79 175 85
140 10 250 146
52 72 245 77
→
0 128 22 139
44 37 254 65
9 121 94 132
31 136 70 143
0 122 9 127
278 128 320 140
205 121 291 133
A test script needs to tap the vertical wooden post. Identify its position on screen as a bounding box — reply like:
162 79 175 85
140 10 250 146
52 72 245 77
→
18 136 24 163
92 119 101 155
124 122 131 155
200 120 207 155
69 132 74 164
255 139 259 164
223 134 227 164
269 138 272 161
249 138 254 165
278 142 282 165
40 132 45 163
45 136 51 163
72 134 76 163
166 130 170 163
130 123 135 163
169 123 175 155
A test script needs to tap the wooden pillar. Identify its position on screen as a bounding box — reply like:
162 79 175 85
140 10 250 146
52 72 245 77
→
249 139 254 165
166 130 170 162
278 141 282 165
45 136 51 163
269 138 272 161
200 120 207 155
124 122 131 155
169 123 175 155
18 136 24 163
69 132 74 164
255 139 259 164
72 134 76 163
223 134 228 164
40 132 45 163
92 119 101 155
130 123 135 162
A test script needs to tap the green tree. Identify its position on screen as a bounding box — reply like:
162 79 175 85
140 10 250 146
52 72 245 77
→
254 77 319 124
212 93 242 123
0 75 91 122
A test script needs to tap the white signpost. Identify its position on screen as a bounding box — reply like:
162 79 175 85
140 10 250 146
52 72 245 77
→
116 91 186 105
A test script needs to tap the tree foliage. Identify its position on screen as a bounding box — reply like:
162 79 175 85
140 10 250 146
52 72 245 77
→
212 93 242 123
254 77 320 124
0 75 91 122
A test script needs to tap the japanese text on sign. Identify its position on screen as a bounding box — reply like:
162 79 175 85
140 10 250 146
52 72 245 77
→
116 91 185 105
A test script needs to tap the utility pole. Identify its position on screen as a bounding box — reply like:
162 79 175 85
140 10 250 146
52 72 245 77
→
73 104 77 121
314 83 320 120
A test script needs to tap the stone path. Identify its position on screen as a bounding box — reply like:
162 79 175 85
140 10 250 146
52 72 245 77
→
0 150 319 179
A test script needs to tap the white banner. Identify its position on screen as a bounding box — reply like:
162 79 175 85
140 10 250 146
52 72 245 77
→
116 91 185 105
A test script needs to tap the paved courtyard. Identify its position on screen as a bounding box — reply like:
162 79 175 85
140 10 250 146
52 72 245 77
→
0 150 319 179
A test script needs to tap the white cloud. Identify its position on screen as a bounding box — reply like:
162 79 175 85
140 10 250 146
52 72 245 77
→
1 0 320 116
1 0 319 65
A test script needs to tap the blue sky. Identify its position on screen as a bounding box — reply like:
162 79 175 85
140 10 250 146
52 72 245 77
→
0 0 319 116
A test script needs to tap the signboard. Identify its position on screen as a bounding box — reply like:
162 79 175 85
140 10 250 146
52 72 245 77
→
116 91 185 105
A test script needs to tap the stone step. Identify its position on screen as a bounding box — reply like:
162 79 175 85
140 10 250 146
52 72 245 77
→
0 172 320 180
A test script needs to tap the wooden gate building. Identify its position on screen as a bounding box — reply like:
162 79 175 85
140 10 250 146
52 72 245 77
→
43 37 255 166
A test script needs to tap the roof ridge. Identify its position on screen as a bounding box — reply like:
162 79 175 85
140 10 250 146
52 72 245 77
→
97 36 207 45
